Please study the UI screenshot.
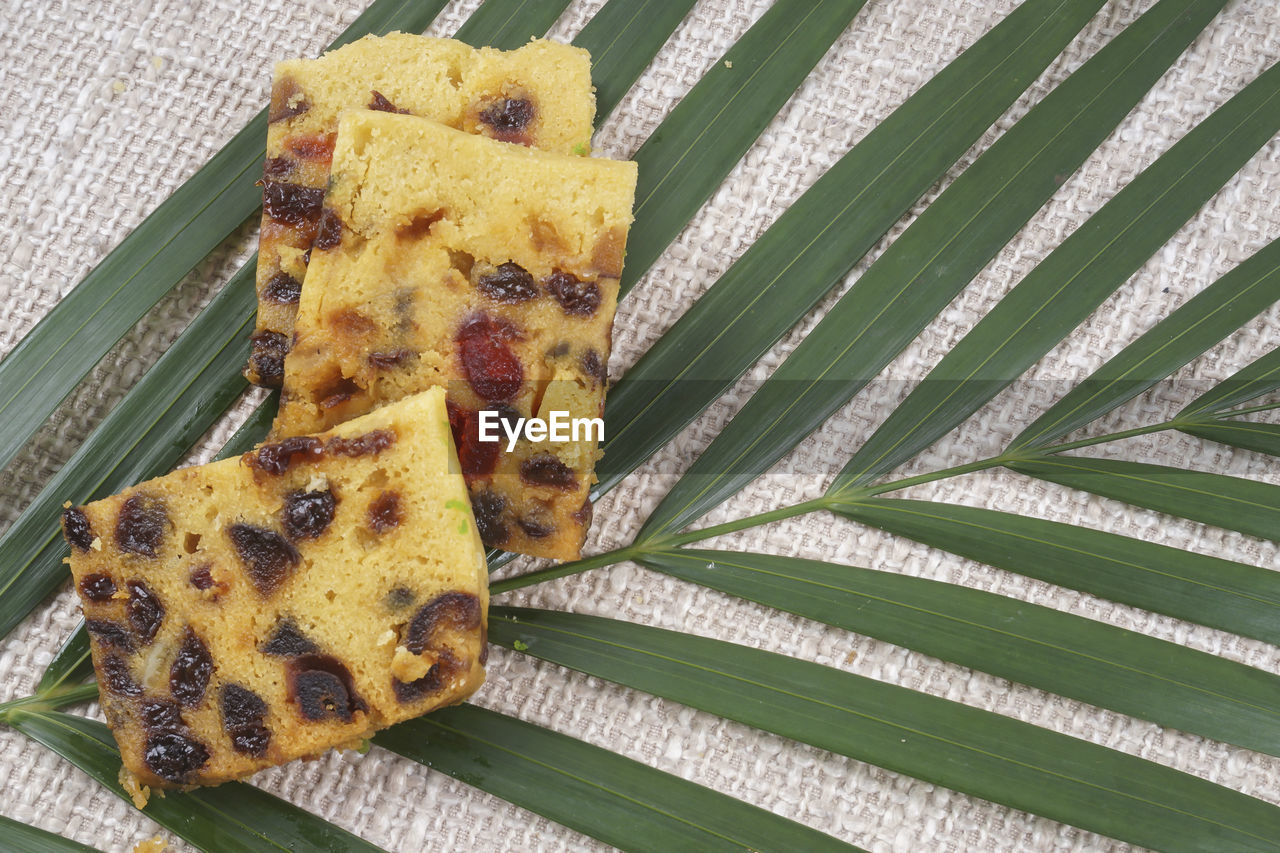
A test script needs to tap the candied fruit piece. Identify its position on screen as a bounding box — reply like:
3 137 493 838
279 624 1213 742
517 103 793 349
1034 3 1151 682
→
368 90 408 114
314 208 344 250
126 580 165 644
116 494 169 557
63 507 95 551
261 618 319 657
79 572 117 602
287 654 366 723
367 491 402 534
457 314 523 402
479 96 535 142
101 653 143 696
394 592 481 702
262 181 325 225
268 76 309 123
286 133 336 161
263 271 303 305
262 156 294 181
471 490 508 546
141 699 185 732
248 436 323 475
519 454 577 490
327 429 395 457
581 349 605 385
227 523 300 595
545 271 600 317
283 489 337 541
170 628 214 707
144 731 210 783
221 684 271 757
248 331 292 387
476 262 538 303
87 620 135 651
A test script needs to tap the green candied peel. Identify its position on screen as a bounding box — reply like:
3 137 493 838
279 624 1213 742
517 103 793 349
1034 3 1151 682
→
572 142 591 156
458 521 469 534
446 499 468 511
512 640 529 651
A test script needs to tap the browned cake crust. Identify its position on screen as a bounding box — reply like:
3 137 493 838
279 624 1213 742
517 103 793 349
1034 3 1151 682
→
62 388 488 789
271 112 636 562
247 33 596 387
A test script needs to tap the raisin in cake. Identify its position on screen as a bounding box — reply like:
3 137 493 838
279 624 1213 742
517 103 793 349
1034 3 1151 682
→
62 387 488 789
272 111 636 562
249 33 596 387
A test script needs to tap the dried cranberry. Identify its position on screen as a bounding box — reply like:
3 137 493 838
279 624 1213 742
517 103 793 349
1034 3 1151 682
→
127 580 164 644
101 653 142 696
327 429 395 457
519 454 577 490
79 572 116 602
141 699 185 732
62 507 95 551
447 406 500 479
286 133 335 161
286 654 366 722
248 331 291 387
261 618 319 657
263 271 302 304
227 524 300 595
262 156 294 181
471 490 508 546
314 207 344 250
87 620 135 651
269 76 309 123
221 684 271 757
457 314 523 402
479 97 535 141
368 349 416 369
262 181 324 225
170 628 214 707
144 731 210 783
368 90 408 113
545 271 601 317
247 436 323 475
476 262 538 303
282 489 336 541
581 349 606 385
367 491 402 533
115 494 168 557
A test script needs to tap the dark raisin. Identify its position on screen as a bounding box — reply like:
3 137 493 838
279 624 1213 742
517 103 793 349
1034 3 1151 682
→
545 271 601 317
262 181 324 225
367 491 402 533
286 654 367 722
221 684 271 757
479 97 535 140
283 489 337 541
144 731 210 783
520 454 578 490
141 699 185 732
446 404 500 479
269 76 309 123
368 348 416 369
548 341 571 358
263 156 294 181
188 564 226 596
79 572 116 602
170 628 214 707
314 207 344 250
396 210 444 241
261 618 319 657
471 490 508 546
101 653 142 696
394 592 480 702
327 429 395 457
247 435 323 475
319 376 361 410
62 507 95 551
227 524 300 595
391 665 446 703
572 497 594 527
456 314 523 402
248 331 291 387
87 620 135 651
385 586 415 610
476 262 538 303
263 271 302 305
581 349 606 385
115 494 168 557
286 133 335 161
368 90 409 113
127 580 164 644
518 516 554 539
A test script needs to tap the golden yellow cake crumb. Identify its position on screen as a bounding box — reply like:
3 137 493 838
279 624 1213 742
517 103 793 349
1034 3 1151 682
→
118 765 151 809
132 834 167 853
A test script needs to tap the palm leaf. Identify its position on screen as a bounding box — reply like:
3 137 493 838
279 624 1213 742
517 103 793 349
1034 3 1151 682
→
832 63 1280 489
1008 456 1280 542
0 814 100 853
639 548 1280 757
6 711 386 852
597 0 1109 497
490 606 1280 852
377 704 859 852
0 0 449 474
453 0 571 47
1179 346 1280 417
1181 418 1280 457
638 0 1228 539
833 497 1280 646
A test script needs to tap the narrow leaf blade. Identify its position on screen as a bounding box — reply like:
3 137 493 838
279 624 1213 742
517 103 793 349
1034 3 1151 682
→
492 607 1280 853
598 0 1110 497
454 0 572 49
639 0 1229 538
1180 346 1280 417
1181 418 1280 456
837 67 1280 486
7 711 384 852
833 497 1280 646
621 0 869 298
378 704 859 852
641 548 1280 757
1009 455 1280 542
0 814 99 853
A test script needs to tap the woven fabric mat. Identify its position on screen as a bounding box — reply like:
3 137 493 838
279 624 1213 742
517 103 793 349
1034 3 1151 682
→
2 0 1278 850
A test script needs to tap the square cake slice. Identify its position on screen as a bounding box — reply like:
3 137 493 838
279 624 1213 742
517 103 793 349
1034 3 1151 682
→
248 32 596 388
62 387 488 789
273 111 637 561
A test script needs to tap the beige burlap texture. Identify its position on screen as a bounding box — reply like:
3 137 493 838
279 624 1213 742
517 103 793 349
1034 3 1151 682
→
2 0 1279 850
